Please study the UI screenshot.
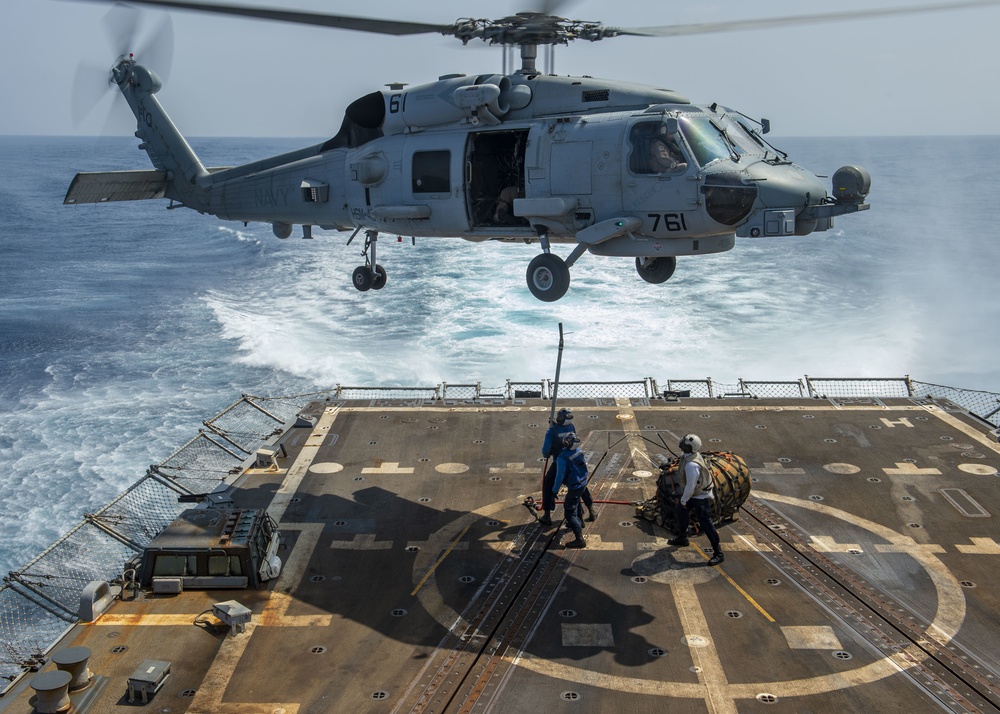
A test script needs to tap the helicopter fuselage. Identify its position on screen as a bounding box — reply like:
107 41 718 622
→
66 60 870 301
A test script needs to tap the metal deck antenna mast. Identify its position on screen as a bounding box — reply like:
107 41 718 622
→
549 322 564 424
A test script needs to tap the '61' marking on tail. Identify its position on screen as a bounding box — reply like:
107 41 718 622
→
648 213 689 232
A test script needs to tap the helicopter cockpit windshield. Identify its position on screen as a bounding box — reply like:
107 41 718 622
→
678 115 734 167
720 118 766 155
678 113 768 167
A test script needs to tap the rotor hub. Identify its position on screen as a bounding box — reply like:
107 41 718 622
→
450 15 613 47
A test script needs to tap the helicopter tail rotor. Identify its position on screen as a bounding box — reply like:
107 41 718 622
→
71 4 175 130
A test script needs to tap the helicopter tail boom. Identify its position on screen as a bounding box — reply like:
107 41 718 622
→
109 57 212 210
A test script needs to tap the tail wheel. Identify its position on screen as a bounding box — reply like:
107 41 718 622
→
635 256 677 284
371 265 387 290
526 253 570 302
352 266 373 292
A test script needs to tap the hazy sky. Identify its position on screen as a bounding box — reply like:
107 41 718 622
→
2 0 999 137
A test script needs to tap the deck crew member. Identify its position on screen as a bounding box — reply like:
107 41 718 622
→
553 432 589 549
669 434 724 566
540 409 595 525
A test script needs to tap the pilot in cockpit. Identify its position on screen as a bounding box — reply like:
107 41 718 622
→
648 138 688 174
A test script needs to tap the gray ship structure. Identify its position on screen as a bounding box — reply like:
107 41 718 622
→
3 375 1000 713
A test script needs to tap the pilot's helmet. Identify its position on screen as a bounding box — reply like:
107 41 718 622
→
679 434 702 453
562 432 581 449
556 408 574 425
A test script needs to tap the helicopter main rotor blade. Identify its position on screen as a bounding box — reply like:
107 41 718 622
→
66 0 1000 50
613 0 1000 38
76 0 455 37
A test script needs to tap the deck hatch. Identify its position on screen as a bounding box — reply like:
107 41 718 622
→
939 488 990 517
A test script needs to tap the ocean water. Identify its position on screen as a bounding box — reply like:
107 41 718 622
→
1 133 998 574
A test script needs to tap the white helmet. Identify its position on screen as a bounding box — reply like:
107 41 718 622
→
679 434 702 453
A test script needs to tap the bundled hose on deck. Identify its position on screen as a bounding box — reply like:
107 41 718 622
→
636 451 752 534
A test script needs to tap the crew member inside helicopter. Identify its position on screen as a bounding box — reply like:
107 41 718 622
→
494 185 524 225
647 137 688 174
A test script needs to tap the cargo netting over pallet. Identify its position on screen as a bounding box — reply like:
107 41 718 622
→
1 377 997 690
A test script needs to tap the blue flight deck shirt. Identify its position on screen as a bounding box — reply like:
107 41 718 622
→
542 422 576 458
553 446 589 493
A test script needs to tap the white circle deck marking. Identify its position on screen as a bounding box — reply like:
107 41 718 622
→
413 493 967 704
632 470 653 478
435 462 470 474
823 463 860 474
958 463 998 475
308 462 344 474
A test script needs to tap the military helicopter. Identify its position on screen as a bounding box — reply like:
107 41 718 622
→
63 1 992 301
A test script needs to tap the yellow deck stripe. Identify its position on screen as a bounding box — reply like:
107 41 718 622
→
411 524 471 596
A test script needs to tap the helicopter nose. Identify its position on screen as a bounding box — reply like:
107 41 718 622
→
737 162 830 238
750 161 828 211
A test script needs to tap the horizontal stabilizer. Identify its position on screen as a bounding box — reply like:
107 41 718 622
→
64 170 169 204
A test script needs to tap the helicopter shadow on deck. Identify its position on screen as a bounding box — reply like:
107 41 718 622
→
226 481 663 668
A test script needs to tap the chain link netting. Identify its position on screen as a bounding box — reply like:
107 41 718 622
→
911 381 1000 428
335 386 441 401
738 380 808 399
508 381 546 399
548 380 650 399
203 398 288 453
246 393 330 423
15 520 137 620
91 474 190 547
805 376 913 399
0 587 72 684
441 384 481 400
157 433 244 493
659 379 716 398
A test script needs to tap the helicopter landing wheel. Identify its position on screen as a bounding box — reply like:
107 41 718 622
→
371 264 387 290
526 253 570 302
635 256 677 284
352 266 373 292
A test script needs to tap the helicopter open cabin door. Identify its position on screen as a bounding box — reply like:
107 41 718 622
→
466 129 530 235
